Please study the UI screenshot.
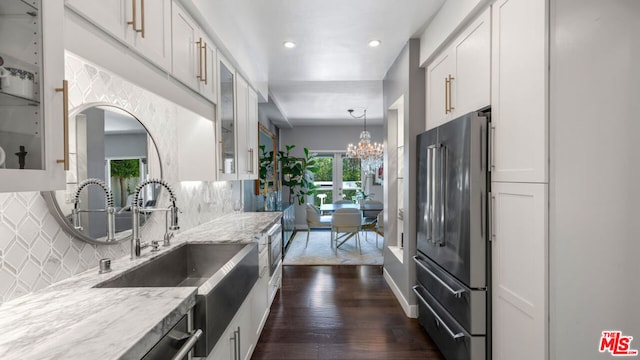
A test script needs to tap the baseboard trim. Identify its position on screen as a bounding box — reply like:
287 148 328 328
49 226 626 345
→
383 268 418 318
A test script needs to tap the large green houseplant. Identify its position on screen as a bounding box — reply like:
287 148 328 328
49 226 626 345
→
278 145 319 205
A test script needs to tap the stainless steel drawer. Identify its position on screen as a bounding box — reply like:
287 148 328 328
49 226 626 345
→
414 254 486 335
413 284 485 360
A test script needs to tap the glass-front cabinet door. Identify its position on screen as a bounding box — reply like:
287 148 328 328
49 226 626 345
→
0 0 65 192
217 54 237 180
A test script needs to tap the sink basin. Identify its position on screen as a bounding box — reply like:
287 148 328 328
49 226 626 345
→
95 242 259 357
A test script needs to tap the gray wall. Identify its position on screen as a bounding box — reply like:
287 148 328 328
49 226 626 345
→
82 108 108 238
105 133 147 159
280 124 384 228
382 39 425 310
549 1 640 358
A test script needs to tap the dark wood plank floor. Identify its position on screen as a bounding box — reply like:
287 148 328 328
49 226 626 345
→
252 265 445 360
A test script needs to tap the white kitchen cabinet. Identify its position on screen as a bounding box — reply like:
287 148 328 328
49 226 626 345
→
252 235 270 341
491 182 547 360
217 54 237 181
176 106 216 181
268 260 282 305
170 1 217 102
426 8 490 130
170 2 198 90
491 0 548 183
0 0 65 192
207 281 259 360
65 0 172 71
198 32 218 103
236 75 258 181
235 74 250 180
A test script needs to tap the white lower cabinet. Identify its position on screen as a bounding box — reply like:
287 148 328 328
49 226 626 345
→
205 257 280 360
491 182 547 360
206 283 257 360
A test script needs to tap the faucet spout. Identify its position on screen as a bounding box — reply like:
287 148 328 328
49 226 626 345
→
131 179 179 259
72 178 116 242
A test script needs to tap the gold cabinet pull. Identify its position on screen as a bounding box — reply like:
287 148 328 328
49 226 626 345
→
139 0 145 38
127 0 143 36
203 42 208 84
55 80 69 170
248 148 254 173
196 38 203 81
444 76 449 114
219 140 225 173
447 74 455 113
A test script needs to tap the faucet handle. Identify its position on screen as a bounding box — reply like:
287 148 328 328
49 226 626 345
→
150 241 161 252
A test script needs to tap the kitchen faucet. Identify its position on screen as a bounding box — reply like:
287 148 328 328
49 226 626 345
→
131 179 179 259
71 178 116 242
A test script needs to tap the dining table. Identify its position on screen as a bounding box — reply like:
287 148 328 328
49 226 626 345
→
319 202 383 213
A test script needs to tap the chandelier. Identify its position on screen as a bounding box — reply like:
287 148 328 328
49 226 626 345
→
346 109 384 175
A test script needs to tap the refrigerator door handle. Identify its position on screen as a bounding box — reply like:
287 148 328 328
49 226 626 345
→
412 285 465 340
426 145 438 243
437 145 446 247
413 256 466 298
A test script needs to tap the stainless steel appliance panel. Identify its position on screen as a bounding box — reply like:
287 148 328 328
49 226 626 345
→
414 254 486 335
416 112 488 288
413 285 486 360
267 223 283 275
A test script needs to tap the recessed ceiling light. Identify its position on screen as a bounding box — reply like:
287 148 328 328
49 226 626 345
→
283 41 296 49
368 40 381 47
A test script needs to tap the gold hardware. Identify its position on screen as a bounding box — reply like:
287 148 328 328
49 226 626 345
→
140 0 145 38
55 80 69 170
128 0 144 36
196 38 203 81
444 76 449 114
448 74 455 112
248 148 254 173
203 42 208 84
219 140 225 173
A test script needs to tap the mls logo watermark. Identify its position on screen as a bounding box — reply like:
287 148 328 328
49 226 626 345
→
600 331 639 356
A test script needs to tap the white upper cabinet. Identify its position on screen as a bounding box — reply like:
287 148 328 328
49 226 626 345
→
235 74 258 181
426 8 490 130
65 0 172 71
491 0 548 183
170 1 217 102
170 3 198 90
0 0 65 192
217 54 237 181
124 0 171 70
198 33 218 103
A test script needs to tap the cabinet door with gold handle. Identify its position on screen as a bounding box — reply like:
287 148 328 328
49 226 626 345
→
55 80 69 171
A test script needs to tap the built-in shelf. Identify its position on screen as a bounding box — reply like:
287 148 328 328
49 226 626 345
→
0 0 38 16
0 91 39 106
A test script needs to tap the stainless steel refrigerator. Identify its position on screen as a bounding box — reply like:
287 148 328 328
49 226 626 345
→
413 110 490 360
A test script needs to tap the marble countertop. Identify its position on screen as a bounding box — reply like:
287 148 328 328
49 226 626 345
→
0 212 282 360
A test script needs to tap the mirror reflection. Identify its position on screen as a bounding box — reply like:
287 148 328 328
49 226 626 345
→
45 105 162 244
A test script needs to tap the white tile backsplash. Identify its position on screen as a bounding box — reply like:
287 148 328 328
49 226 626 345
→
0 53 233 304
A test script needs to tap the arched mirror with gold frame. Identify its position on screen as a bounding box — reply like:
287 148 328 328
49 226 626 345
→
42 104 162 245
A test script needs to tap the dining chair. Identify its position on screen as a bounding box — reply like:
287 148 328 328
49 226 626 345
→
331 208 362 254
333 199 353 205
305 203 332 247
375 211 384 248
362 200 383 220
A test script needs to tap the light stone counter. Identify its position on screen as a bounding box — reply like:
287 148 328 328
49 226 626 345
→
0 212 282 360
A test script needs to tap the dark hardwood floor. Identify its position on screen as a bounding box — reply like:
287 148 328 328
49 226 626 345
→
252 265 445 360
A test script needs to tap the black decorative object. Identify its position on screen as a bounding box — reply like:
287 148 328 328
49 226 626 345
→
15 145 27 169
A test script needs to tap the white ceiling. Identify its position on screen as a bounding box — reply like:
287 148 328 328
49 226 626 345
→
187 0 446 127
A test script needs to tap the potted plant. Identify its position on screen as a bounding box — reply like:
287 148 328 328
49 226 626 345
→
278 145 319 205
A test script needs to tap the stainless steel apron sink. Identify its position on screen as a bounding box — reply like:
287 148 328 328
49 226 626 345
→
95 242 259 357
